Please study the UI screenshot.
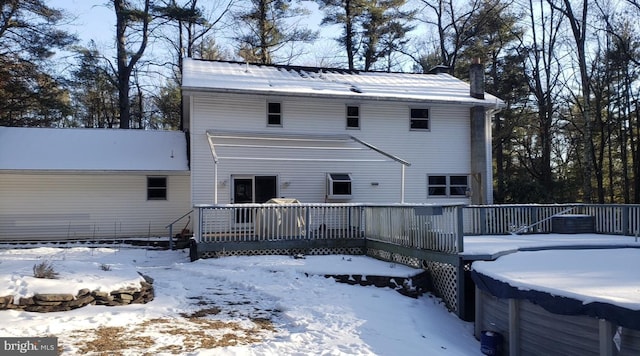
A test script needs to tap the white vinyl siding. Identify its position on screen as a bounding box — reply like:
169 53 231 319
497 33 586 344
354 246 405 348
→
189 94 472 205
0 173 190 241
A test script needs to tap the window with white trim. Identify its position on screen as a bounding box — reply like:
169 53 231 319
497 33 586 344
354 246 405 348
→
346 105 360 129
147 176 167 200
410 108 429 131
267 102 282 126
428 175 468 197
327 173 352 199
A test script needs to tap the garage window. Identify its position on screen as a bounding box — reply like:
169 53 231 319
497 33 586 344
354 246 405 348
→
147 176 167 200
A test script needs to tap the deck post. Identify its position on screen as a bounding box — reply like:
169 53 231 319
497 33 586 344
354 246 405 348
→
474 286 483 338
622 205 629 236
456 257 467 320
197 207 203 243
169 225 174 250
456 206 464 253
599 319 615 356
305 207 311 239
479 207 487 235
509 298 520 356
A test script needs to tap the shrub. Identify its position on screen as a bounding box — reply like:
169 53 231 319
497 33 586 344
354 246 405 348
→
32 261 59 279
100 263 112 271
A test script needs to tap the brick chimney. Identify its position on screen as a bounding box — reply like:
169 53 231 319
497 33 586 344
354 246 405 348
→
469 58 484 99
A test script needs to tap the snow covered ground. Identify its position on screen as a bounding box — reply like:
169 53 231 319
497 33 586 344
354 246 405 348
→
0 246 480 355
3 233 637 355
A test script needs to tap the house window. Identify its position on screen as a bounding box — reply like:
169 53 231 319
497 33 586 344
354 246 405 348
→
428 175 468 197
346 105 360 129
267 102 282 126
410 108 429 131
147 176 167 200
327 173 352 199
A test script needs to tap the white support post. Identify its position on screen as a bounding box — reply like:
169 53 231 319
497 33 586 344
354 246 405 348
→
400 165 405 203
214 159 218 204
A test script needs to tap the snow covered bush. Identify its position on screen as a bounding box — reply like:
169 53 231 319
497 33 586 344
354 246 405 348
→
32 260 59 279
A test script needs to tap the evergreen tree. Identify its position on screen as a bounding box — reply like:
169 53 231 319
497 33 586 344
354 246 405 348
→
317 0 368 70
233 0 318 64
113 0 152 129
0 0 76 127
70 43 119 128
361 0 415 71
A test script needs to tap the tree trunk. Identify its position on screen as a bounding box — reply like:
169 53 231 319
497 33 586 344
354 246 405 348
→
114 0 150 129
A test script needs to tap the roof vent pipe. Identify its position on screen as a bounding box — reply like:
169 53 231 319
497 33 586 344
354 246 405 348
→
469 58 485 100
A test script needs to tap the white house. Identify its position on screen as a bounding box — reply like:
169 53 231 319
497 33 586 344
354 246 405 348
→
0 127 191 241
181 59 503 210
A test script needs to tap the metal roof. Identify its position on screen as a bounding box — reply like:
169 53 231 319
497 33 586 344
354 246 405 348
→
0 127 189 172
182 59 504 107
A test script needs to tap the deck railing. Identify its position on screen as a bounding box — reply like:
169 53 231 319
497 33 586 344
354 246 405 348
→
197 203 366 243
463 204 640 236
196 203 464 252
364 205 464 254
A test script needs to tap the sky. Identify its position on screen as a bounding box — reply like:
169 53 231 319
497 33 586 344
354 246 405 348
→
48 0 333 68
50 0 115 50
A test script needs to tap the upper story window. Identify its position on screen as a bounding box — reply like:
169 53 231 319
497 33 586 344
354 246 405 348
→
267 102 282 126
147 176 167 200
410 108 429 131
428 175 468 197
346 105 360 129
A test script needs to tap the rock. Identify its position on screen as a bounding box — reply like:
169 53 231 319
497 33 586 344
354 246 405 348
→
2 284 154 313
140 281 153 289
117 293 133 301
19 297 34 306
92 291 114 301
34 294 74 302
68 295 94 308
0 295 14 307
34 300 62 306
137 272 154 284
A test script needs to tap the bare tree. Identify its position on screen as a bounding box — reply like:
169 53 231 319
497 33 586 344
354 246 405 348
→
418 0 483 74
547 0 594 202
516 0 564 200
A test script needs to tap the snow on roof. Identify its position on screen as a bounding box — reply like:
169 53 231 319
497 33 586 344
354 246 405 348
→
182 59 504 107
0 127 189 171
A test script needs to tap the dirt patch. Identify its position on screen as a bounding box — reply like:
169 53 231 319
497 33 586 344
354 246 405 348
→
180 306 221 318
63 308 277 355
76 326 155 355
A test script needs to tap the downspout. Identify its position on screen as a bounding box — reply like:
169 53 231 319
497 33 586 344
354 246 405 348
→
349 135 411 204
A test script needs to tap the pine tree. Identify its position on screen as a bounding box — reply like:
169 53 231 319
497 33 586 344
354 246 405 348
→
0 0 76 127
233 0 317 64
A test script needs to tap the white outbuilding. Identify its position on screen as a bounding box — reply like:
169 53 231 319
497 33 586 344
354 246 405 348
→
0 127 191 241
